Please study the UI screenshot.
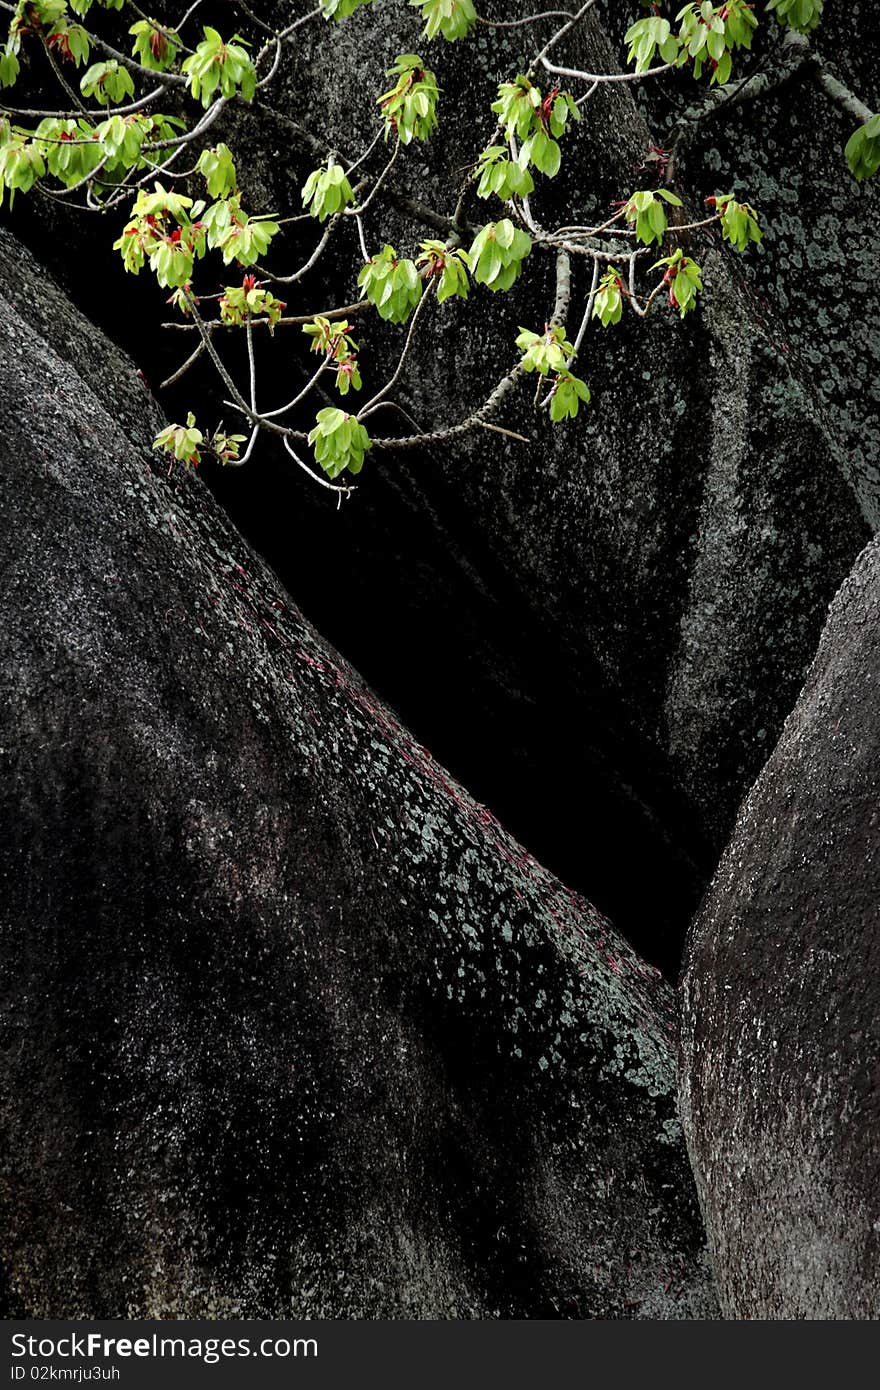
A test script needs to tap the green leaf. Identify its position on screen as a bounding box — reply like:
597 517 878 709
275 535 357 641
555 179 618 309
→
129 19 181 72
154 414 204 466
0 48 20 88
410 0 477 42
845 113 880 182
592 268 624 327
358 245 423 321
651 247 704 317
712 191 763 249
377 54 439 144
181 28 256 107
549 370 591 422
764 0 823 36
308 407 372 478
301 159 354 220
469 220 531 292
522 128 561 178
80 60 135 107
624 190 671 245
473 144 535 202
516 323 574 375
320 0 375 19
196 143 238 199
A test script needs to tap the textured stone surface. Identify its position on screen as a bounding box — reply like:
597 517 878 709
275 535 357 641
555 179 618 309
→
680 536 880 1319
3 1 869 968
0 229 716 1319
217 0 874 926
621 0 880 526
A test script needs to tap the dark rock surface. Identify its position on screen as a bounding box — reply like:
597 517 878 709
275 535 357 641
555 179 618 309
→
3 1 870 970
680 536 880 1319
0 229 717 1319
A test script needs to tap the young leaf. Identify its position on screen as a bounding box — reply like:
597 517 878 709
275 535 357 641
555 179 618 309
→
308 408 372 478
469 220 532 292
302 160 354 220
320 0 374 18
410 0 477 42
358 244 423 321
651 247 704 317
765 0 824 35
549 370 591 421
710 192 763 249
377 54 439 144
129 19 181 72
196 143 238 199
181 28 256 107
515 324 574 375
845 113 880 182
154 412 204 467
592 268 625 327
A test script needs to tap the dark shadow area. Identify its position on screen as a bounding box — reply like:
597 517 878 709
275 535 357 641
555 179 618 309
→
3 190 713 977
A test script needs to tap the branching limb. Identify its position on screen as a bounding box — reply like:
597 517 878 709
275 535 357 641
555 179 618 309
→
528 0 600 75
570 257 601 360
479 10 577 29
539 55 673 84
260 220 339 286
259 357 333 422
370 250 571 452
359 285 437 421
283 436 356 500
346 136 401 217
160 340 206 390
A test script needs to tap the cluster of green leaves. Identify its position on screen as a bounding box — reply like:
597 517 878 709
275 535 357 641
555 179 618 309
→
154 413 245 467
765 0 823 34
308 409 371 478
845 114 880 182
623 188 682 245
303 316 363 395
302 160 354 221
154 412 204 466
129 19 180 72
515 326 591 421
709 192 762 250
80 59 134 105
491 76 580 178
377 54 439 144
677 2 756 83
469 219 531 292
113 183 205 286
592 268 625 327
516 324 573 376
358 244 423 322
473 144 535 202
652 248 704 316
220 274 286 331
114 183 279 286
200 195 280 267
625 10 683 71
181 28 255 105
196 143 237 199
4 0 866 479
549 371 592 421
0 134 46 201
627 1 757 85
416 240 470 303
410 0 477 42
0 109 184 203
46 17 91 67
